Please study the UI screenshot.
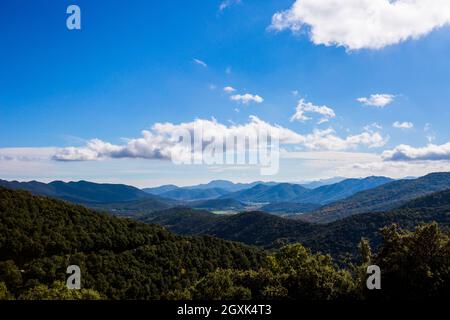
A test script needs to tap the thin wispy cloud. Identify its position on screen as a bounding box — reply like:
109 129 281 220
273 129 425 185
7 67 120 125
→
424 123 436 143
270 0 450 50
364 123 383 132
193 58 207 67
219 0 241 11
358 94 395 108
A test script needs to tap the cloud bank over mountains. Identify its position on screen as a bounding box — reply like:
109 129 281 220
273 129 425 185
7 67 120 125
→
383 142 450 161
51 116 387 162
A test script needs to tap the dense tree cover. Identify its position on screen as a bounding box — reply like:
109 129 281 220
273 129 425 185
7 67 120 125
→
181 223 450 300
0 188 265 300
142 190 449 265
186 245 357 300
19 281 102 300
260 202 321 215
370 223 450 299
0 187 448 300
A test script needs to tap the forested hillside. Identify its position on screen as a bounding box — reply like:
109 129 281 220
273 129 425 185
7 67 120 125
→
143 189 450 263
0 187 264 299
1 187 448 300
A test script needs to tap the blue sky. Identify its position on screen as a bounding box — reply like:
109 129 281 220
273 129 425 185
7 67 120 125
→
1 0 450 187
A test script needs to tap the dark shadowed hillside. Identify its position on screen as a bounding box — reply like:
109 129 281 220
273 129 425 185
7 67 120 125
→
187 198 247 211
260 202 321 215
141 207 225 235
159 187 230 201
0 179 162 204
145 189 450 263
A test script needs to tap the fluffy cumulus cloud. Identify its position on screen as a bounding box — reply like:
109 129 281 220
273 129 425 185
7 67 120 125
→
290 99 335 124
357 94 395 108
223 86 236 93
393 121 414 129
382 142 450 161
270 0 450 50
230 93 264 104
301 129 387 150
52 116 387 162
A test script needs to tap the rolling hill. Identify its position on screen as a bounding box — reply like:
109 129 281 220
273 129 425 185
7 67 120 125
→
158 187 230 201
294 176 393 204
221 176 393 205
222 183 310 203
144 188 450 263
141 207 225 235
186 198 247 211
300 172 450 223
0 179 159 204
143 184 178 195
259 202 321 215
0 187 265 299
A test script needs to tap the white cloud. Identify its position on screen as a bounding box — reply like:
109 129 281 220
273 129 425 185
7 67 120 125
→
364 123 383 132
0 147 57 162
424 123 436 143
339 159 450 179
230 93 264 104
223 86 236 93
270 0 450 50
219 0 241 11
290 99 335 124
358 94 395 108
393 121 414 129
382 142 450 161
301 128 388 151
52 116 388 162
193 58 207 67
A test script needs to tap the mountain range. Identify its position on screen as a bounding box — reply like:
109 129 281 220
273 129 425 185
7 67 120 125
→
1 172 449 225
299 172 450 223
0 179 153 204
141 188 450 262
219 176 393 204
